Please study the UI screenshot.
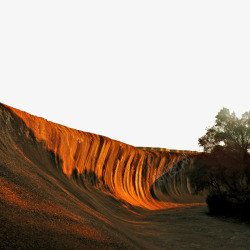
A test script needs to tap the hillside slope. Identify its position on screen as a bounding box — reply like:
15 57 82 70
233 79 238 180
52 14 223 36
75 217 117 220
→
0 103 205 249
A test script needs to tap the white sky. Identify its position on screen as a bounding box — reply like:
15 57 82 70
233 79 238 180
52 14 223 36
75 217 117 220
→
1 1 249 151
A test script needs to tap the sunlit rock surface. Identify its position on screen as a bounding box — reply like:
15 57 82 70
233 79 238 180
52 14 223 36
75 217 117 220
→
0 103 206 249
1 103 201 210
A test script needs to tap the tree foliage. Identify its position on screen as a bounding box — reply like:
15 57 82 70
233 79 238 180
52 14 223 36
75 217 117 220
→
198 108 250 157
189 108 250 220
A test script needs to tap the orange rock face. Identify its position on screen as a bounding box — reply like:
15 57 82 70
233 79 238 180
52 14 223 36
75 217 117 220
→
0 103 202 210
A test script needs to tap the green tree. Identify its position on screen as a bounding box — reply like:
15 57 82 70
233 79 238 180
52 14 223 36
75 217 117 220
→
189 108 250 220
198 108 250 157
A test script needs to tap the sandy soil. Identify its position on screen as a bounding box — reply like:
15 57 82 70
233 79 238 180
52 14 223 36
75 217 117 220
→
134 206 250 249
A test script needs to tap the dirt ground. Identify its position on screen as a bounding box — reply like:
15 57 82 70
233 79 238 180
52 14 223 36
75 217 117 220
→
131 205 250 249
1 195 250 250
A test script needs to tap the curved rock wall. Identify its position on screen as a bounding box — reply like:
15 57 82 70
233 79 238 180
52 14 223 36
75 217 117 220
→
0 103 202 210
